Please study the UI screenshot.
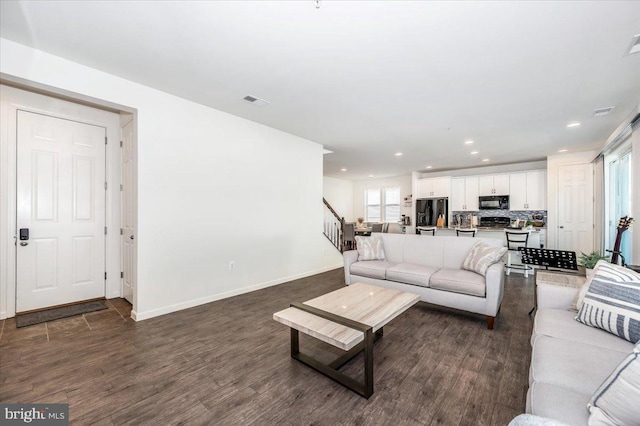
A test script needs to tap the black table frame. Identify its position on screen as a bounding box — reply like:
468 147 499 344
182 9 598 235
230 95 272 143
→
288 302 383 399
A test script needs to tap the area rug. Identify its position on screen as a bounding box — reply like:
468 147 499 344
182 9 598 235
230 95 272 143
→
15 300 108 328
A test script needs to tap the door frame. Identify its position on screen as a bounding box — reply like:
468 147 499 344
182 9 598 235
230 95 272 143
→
0 79 137 319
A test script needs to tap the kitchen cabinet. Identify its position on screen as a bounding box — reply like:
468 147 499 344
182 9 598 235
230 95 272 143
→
416 177 451 198
509 170 546 210
451 176 479 211
478 174 510 196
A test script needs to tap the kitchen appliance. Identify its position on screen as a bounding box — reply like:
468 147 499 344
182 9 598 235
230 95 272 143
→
416 198 448 227
479 195 509 210
479 216 511 228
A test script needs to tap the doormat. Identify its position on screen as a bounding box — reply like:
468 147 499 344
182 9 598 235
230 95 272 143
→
16 300 108 328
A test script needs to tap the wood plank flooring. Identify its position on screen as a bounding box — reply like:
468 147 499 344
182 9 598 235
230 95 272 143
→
0 269 534 425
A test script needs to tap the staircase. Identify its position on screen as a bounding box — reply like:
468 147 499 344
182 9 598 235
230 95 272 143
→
323 198 344 252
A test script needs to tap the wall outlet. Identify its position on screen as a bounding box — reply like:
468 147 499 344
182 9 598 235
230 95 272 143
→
228 261 235 270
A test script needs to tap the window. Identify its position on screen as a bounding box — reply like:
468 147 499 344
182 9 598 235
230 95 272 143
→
606 148 633 263
365 187 401 222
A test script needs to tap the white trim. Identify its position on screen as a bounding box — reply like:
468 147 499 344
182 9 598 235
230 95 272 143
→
131 263 343 321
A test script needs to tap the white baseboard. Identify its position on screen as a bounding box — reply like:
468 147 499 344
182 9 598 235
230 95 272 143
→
0 311 6 320
131 263 343 322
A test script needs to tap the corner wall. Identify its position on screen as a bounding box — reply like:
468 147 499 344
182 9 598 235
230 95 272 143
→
0 38 343 320
323 176 354 222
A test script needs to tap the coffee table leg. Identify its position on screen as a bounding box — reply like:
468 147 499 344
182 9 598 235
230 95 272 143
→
363 328 374 398
291 328 299 357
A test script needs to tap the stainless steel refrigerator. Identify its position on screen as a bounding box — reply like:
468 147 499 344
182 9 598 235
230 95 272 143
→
416 198 448 227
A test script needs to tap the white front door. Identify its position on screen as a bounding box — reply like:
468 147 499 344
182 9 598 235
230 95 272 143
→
121 119 136 304
557 163 594 254
16 110 106 312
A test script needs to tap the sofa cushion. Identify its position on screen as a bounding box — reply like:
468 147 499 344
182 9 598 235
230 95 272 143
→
462 241 507 277
376 233 407 264
386 263 439 288
430 269 485 297
402 235 445 268
530 336 628 395
533 309 634 353
587 341 640 426
355 235 386 261
349 260 396 280
528 382 590 426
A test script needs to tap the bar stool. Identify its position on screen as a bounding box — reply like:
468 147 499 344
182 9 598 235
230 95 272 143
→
456 228 477 237
418 227 436 236
505 229 533 277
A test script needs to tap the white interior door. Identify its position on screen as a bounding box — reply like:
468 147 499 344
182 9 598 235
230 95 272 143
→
121 120 136 304
16 110 106 312
557 163 593 254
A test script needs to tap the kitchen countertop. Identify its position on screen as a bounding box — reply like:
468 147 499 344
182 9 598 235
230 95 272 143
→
445 226 546 231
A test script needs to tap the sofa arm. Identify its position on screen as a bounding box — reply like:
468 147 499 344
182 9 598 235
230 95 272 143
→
485 262 505 317
537 283 580 310
343 250 359 285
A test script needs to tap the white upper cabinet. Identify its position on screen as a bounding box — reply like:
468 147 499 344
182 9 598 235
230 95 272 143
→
451 176 478 211
509 170 546 210
478 174 510 196
416 177 451 198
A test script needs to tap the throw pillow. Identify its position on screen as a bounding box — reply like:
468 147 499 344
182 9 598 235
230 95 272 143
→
587 341 640 425
462 241 507 277
570 259 609 312
355 235 386 261
575 262 640 343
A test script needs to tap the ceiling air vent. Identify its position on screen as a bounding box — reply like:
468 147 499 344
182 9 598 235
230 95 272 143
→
243 95 270 107
626 34 640 55
594 106 615 117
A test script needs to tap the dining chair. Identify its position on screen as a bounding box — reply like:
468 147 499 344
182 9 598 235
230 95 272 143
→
370 223 383 233
387 223 403 234
419 227 436 236
456 228 477 237
343 223 356 250
505 229 533 277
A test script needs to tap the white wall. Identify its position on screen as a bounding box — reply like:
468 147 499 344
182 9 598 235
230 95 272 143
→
0 39 342 320
323 176 354 222
353 175 412 221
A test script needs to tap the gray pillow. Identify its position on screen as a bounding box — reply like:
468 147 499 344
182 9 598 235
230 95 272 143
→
575 262 640 343
462 241 507 277
588 341 640 425
355 235 386 261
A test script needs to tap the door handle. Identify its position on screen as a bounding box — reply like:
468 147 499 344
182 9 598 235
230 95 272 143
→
130 235 135 240
20 242 28 246
559 226 564 229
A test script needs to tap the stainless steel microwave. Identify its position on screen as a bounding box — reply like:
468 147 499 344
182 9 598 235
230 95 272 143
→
479 195 509 210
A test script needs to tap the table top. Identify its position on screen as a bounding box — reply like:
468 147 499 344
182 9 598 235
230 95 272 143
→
273 283 420 350
536 270 586 288
354 227 372 233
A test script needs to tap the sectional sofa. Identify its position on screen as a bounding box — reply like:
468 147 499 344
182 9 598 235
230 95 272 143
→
343 233 505 329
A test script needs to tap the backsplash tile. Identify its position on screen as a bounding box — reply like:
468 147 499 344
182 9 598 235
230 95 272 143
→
451 210 547 223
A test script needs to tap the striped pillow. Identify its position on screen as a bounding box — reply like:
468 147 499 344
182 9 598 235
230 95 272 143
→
587 341 640 425
575 262 640 343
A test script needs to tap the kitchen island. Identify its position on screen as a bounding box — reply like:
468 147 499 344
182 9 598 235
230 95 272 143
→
423 227 545 248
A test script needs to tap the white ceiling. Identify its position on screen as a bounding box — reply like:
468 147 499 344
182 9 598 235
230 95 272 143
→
2 1 639 180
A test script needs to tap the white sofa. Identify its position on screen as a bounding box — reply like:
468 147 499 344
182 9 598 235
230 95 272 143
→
527 281 634 425
343 233 505 329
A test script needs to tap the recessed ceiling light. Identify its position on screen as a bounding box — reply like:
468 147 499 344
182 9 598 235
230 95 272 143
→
470 151 479 155
242 94 270 107
369 174 374 178
464 140 474 145
323 149 333 155
425 166 433 169
340 168 347 172
395 152 403 156
558 149 568 153
482 158 490 162
566 122 581 128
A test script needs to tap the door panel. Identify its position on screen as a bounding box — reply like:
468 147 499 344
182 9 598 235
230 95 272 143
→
16 111 106 312
465 177 479 211
478 176 494 196
509 173 527 210
450 178 465 211
526 170 547 210
557 164 593 254
493 174 510 195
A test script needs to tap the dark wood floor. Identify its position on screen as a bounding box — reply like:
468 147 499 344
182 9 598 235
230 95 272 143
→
0 269 534 425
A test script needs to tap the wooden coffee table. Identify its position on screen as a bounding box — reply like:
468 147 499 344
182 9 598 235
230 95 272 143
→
273 283 420 398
